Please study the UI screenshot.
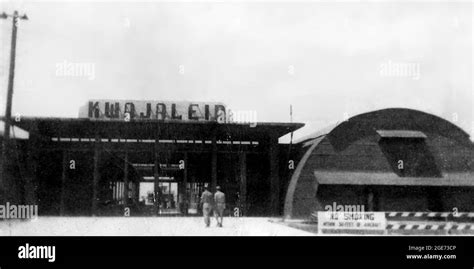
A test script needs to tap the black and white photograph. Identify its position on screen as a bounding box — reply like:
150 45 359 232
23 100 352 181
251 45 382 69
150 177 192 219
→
0 0 473 266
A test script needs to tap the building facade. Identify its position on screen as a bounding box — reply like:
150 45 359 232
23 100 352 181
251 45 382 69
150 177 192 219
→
1 100 303 216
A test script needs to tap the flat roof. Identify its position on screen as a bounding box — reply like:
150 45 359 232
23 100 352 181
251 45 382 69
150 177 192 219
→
5 117 304 141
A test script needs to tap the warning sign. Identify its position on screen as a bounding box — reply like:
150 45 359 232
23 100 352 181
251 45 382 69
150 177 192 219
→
317 212 386 233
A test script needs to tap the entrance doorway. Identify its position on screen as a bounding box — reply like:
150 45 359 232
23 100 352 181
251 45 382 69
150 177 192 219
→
186 182 208 215
138 181 179 215
157 181 178 214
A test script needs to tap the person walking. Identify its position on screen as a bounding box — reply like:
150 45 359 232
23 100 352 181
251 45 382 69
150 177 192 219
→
214 186 226 227
200 186 214 227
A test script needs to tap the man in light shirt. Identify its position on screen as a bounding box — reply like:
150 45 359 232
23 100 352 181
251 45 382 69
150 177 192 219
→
200 186 213 227
214 186 226 227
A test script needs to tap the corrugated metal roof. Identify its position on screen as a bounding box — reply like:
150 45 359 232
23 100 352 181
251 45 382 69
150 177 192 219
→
314 171 474 186
376 130 427 139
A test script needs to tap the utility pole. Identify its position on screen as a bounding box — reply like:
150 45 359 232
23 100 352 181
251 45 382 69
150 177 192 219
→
0 11 28 203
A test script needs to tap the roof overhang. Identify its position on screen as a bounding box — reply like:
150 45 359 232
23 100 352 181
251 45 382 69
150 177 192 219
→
0 120 29 140
315 171 474 187
4 117 304 141
376 130 427 139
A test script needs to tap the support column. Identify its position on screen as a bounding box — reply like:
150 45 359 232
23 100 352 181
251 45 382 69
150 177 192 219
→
92 137 100 216
0 138 5 205
0 133 12 204
25 123 39 207
367 188 374 211
211 136 217 192
60 150 68 216
183 151 188 215
268 136 280 216
239 152 247 216
154 139 160 216
378 189 384 211
123 151 129 206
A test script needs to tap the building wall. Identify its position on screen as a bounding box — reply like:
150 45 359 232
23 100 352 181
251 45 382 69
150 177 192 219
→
312 186 474 213
289 135 393 217
377 186 429 212
440 187 474 212
315 185 366 211
427 133 474 172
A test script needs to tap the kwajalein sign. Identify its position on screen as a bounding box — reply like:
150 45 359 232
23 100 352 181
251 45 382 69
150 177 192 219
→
79 100 227 122
317 211 386 234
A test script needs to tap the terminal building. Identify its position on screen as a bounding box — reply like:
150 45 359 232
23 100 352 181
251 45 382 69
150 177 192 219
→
2 105 473 218
0 100 303 216
284 108 474 219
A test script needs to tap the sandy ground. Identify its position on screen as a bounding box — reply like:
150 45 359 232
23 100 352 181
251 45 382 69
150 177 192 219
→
0 217 314 236
3 217 469 236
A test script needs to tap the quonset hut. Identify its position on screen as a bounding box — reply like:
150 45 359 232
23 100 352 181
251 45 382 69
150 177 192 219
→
284 108 474 219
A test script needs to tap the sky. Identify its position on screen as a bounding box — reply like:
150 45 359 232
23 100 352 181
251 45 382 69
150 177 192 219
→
0 0 472 142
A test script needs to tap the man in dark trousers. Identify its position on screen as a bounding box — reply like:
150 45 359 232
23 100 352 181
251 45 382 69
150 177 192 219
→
214 186 226 227
200 186 214 227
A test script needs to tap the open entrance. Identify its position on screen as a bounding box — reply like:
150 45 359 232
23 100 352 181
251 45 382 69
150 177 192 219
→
122 150 214 216
138 181 178 214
